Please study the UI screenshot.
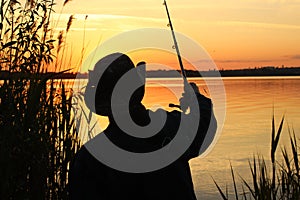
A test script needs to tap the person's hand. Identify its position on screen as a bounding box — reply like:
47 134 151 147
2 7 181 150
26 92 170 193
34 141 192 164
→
180 82 200 112
187 82 200 94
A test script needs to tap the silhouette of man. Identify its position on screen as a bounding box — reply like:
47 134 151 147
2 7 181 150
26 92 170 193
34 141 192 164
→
69 53 217 200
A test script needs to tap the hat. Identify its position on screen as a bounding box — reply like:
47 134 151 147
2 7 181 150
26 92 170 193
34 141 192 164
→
84 53 145 116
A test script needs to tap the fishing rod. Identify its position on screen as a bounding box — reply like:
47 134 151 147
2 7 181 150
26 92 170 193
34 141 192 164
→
163 0 188 87
163 0 190 110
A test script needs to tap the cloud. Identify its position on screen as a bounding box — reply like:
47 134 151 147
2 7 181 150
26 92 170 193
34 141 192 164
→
291 55 300 59
54 27 98 31
52 13 165 33
264 0 300 4
216 20 300 30
212 58 291 63
285 54 300 59
216 59 274 63
194 58 281 64
53 13 164 23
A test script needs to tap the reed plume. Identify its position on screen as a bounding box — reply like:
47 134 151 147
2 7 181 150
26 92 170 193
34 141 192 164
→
66 15 74 33
63 0 71 6
57 30 64 53
9 0 19 7
26 0 35 8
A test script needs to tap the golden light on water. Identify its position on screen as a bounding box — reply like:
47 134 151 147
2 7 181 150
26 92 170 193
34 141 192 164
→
72 76 300 199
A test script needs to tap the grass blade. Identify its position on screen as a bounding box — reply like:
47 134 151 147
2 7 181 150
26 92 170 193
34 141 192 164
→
274 115 285 153
230 162 239 200
212 178 228 200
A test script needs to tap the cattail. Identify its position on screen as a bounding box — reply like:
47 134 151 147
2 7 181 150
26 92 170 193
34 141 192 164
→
66 15 74 33
26 0 35 8
57 30 64 53
63 0 71 6
9 0 18 7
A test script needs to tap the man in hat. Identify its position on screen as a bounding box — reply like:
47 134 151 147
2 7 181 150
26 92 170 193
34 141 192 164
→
69 53 217 200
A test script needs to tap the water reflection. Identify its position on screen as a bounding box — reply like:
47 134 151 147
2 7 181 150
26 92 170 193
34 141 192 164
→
73 76 300 199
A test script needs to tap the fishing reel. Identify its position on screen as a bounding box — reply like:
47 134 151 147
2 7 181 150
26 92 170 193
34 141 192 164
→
169 82 200 112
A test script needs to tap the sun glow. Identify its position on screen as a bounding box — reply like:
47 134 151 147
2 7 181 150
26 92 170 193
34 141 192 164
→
54 0 300 71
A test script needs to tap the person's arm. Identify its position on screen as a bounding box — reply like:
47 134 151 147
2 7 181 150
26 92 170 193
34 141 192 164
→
180 83 217 159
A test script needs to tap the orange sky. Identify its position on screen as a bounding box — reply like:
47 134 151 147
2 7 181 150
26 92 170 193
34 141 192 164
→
53 0 300 71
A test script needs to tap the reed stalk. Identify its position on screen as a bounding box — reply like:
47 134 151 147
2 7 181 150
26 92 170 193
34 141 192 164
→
214 116 300 200
0 0 81 198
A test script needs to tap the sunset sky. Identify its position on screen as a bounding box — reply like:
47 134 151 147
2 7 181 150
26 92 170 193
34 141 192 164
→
54 0 300 70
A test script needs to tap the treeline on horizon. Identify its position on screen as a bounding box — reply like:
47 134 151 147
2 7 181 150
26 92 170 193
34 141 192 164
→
147 66 300 77
1 66 300 79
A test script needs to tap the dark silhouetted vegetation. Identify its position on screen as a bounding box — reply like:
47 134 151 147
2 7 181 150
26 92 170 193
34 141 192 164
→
0 0 80 199
214 116 300 199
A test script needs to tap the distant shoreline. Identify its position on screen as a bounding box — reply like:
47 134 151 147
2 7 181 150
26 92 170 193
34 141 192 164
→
146 66 300 78
1 67 300 79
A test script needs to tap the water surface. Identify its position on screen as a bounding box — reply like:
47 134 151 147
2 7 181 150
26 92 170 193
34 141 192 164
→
72 76 300 199
143 76 300 199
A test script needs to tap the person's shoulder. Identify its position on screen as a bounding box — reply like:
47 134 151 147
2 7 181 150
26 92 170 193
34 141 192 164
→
196 93 212 110
196 92 211 102
148 108 182 127
148 108 181 117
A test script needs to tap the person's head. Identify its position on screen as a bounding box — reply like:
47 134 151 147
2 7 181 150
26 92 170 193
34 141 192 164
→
84 53 146 116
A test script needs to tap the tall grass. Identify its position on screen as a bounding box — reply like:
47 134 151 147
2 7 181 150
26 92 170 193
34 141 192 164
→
214 116 300 200
0 0 80 199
